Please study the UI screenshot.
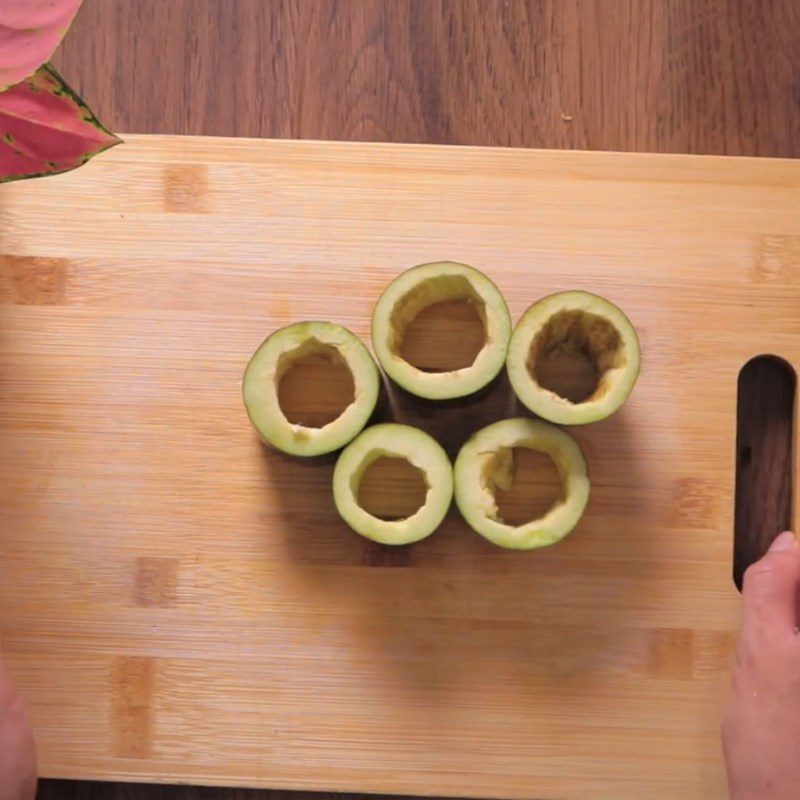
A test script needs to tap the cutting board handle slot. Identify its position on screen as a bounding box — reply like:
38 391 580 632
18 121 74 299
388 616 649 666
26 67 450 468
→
734 355 796 591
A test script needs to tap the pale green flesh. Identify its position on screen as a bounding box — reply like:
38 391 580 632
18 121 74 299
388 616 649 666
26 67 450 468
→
242 321 380 457
454 418 589 550
507 291 641 425
333 424 454 545
372 262 512 400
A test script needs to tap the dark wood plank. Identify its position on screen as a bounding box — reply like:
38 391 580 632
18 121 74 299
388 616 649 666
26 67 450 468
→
37 783 444 800
37 1 800 799
734 358 795 590
54 0 799 156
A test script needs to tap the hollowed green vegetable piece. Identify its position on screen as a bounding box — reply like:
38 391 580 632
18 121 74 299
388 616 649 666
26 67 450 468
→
243 321 380 457
454 418 589 549
372 262 512 400
507 291 641 424
333 423 453 544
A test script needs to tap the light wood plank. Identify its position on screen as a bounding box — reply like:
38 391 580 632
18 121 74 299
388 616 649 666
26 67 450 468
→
2 134 799 799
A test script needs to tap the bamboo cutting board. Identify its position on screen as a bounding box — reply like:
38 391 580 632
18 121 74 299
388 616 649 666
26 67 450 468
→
1 135 800 800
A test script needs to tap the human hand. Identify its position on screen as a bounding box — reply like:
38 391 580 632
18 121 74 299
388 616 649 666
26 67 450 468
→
0 642 36 800
723 531 800 800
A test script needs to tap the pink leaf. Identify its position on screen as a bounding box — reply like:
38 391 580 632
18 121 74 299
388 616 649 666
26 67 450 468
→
0 63 120 183
0 0 82 90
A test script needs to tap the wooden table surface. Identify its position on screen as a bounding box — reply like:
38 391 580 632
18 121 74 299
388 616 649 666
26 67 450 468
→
33 1 799 798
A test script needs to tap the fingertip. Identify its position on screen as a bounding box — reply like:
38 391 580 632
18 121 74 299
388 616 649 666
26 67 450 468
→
769 531 797 553
741 531 800 633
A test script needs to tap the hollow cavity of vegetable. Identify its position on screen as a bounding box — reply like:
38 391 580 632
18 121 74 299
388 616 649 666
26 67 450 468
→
243 321 380 457
454 417 589 549
507 290 641 425
371 261 512 401
333 423 453 545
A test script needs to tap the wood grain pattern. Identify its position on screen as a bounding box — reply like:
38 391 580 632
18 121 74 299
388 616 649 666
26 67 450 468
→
111 657 156 759
3 134 799 799
37 786 397 800
36 3 800 797
53 0 800 157
734 357 795 588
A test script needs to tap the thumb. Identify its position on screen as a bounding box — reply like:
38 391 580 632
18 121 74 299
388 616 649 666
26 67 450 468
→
741 531 800 636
